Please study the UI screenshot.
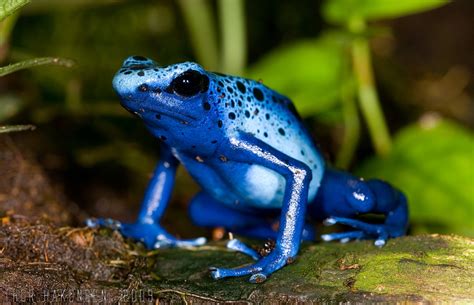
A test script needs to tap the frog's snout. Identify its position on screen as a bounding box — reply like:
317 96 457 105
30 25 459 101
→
113 56 160 97
121 55 157 69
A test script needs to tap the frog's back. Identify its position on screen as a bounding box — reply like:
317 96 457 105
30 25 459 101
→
209 73 325 204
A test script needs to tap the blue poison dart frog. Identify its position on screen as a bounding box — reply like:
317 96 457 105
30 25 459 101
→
87 56 408 283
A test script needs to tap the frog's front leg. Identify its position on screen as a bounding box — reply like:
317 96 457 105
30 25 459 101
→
87 145 206 249
317 169 408 247
210 133 312 283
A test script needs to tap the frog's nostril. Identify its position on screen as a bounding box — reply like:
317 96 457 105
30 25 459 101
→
128 64 149 70
132 55 148 61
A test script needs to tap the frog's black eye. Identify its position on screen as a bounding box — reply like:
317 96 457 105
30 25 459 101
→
169 70 209 97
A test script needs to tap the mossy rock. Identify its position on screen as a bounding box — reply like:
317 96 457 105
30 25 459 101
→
148 234 473 303
1 217 472 303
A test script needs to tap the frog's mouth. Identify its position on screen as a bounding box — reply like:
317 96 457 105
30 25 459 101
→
123 104 197 125
152 109 197 124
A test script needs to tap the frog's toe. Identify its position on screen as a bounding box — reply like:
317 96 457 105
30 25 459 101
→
209 266 258 280
249 273 267 283
86 217 122 230
301 225 317 241
154 236 206 249
226 239 260 260
210 250 290 282
322 217 338 226
321 231 365 243
322 216 395 247
118 222 167 248
373 230 389 247
374 238 386 247
88 220 206 249
209 267 223 279
324 216 388 236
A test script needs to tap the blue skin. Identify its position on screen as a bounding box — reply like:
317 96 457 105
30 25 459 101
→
87 56 408 283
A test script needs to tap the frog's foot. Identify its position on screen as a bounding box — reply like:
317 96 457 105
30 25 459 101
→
210 248 294 283
86 218 206 249
321 216 403 247
226 225 314 261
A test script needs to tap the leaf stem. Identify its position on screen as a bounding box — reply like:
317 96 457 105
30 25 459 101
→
336 79 360 169
0 13 19 62
349 18 391 155
0 57 74 77
177 0 219 70
0 124 35 133
218 0 246 75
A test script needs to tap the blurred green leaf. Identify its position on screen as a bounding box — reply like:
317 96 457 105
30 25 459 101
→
247 33 348 116
0 0 29 22
0 124 35 133
323 0 449 24
76 141 155 174
0 57 74 77
356 118 474 236
0 94 23 122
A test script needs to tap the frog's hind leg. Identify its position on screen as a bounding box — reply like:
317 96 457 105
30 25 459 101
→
316 169 408 247
188 191 315 259
189 192 276 237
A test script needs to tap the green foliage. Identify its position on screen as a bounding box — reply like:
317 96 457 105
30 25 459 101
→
0 94 23 121
356 119 474 236
0 1 73 134
248 0 449 159
218 0 246 75
0 0 29 21
323 0 449 23
248 33 347 117
177 0 219 70
0 56 74 132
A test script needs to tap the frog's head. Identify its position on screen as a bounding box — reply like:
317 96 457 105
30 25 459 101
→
113 56 212 132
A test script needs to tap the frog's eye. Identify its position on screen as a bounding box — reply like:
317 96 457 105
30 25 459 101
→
169 70 209 97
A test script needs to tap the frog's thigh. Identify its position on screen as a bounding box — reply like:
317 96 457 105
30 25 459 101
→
188 191 269 229
189 191 318 241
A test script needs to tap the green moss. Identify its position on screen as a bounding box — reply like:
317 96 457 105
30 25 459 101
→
353 235 474 302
